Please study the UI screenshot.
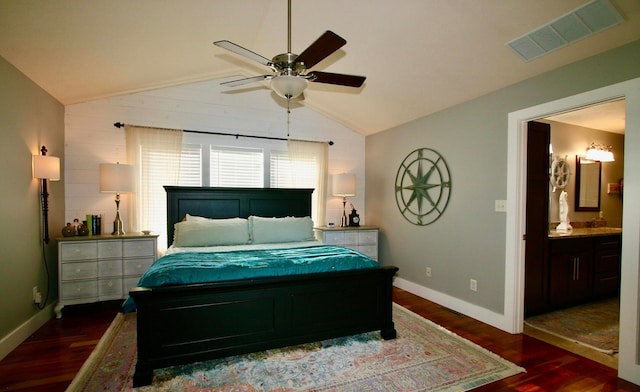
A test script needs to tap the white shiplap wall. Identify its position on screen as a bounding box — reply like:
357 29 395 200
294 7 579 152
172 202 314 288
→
64 78 366 233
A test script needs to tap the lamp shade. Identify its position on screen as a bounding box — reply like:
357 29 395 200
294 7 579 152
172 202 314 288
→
271 75 307 99
333 173 356 197
33 155 60 180
99 163 134 193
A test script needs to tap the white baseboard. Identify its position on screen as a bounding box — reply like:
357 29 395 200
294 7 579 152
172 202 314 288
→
0 303 55 361
394 277 513 333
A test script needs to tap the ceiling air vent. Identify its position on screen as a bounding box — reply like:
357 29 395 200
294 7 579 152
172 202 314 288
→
507 0 624 62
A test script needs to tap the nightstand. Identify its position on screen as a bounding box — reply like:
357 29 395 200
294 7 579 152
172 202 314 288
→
55 233 157 318
314 226 379 260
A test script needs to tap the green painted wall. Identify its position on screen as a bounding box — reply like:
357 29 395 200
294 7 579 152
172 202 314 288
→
366 39 640 313
0 56 64 343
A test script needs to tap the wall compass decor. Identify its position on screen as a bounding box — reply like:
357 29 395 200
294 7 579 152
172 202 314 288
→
395 148 452 226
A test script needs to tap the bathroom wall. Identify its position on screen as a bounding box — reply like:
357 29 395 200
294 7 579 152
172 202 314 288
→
546 119 624 228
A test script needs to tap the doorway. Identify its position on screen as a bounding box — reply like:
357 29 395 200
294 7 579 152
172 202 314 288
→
522 107 625 368
505 78 640 384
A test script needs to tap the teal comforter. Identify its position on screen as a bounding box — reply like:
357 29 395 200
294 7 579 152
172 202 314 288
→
122 244 378 313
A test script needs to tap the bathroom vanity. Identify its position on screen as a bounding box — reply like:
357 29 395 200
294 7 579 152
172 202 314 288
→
546 228 622 311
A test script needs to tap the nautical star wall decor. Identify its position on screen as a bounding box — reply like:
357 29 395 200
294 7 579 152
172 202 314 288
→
395 148 452 226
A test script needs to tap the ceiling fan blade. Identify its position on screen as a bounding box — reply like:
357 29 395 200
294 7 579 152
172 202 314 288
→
222 75 273 87
296 31 346 69
214 40 272 66
308 71 366 88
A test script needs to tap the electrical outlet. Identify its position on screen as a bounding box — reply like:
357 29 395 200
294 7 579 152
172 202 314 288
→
469 279 477 292
494 200 507 212
426 267 432 277
32 286 42 304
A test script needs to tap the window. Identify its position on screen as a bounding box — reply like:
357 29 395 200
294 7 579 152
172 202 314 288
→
210 146 264 187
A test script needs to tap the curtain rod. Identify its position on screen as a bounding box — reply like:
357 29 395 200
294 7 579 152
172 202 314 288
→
113 122 334 146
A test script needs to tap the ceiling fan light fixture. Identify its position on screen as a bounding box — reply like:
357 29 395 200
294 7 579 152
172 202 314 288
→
271 75 307 100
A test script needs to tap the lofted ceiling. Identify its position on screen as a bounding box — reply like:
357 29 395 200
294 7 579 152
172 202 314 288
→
1 0 639 136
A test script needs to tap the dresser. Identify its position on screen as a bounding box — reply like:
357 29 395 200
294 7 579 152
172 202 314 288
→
55 233 157 318
314 226 379 260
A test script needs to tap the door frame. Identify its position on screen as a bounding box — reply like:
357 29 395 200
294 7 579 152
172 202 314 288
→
506 78 640 384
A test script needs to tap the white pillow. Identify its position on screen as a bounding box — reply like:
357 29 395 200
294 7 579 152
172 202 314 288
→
173 218 250 247
250 216 315 244
185 214 212 221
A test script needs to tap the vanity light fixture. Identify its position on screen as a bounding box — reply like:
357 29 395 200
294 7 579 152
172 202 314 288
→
33 146 60 244
585 142 615 162
332 173 356 227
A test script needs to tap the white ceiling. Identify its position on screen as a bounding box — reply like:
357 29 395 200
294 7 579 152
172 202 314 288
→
1 0 639 136
546 99 626 134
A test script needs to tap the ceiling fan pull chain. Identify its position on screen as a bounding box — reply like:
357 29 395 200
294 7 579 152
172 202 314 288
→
286 99 291 137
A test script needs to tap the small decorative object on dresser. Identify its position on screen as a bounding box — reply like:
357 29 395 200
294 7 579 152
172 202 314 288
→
55 233 157 318
348 207 360 227
61 223 75 237
315 226 378 260
77 222 90 236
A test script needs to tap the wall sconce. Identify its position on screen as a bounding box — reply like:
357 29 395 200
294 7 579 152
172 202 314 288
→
332 173 356 227
585 142 615 162
33 146 60 244
99 163 134 235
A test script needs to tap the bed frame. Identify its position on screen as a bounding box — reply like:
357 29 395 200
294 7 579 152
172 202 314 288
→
129 186 398 387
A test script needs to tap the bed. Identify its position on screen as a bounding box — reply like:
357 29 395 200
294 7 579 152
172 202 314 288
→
128 186 398 387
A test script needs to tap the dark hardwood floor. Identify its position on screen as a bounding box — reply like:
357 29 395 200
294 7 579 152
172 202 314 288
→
0 301 122 392
1 289 639 391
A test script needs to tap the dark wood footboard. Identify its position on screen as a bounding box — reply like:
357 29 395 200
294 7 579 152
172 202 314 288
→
130 266 398 387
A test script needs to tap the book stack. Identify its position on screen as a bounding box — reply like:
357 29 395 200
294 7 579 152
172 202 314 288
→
84 214 102 236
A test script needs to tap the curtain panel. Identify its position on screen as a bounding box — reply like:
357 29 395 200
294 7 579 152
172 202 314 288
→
125 125 183 252
287 140 328 226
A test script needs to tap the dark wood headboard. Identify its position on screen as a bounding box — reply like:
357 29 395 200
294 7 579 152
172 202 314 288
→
164 186 314 247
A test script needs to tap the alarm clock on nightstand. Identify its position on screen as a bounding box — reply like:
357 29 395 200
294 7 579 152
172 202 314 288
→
348 209 360 227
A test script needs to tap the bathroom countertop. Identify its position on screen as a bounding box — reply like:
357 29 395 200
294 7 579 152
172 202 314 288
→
548 227 622 239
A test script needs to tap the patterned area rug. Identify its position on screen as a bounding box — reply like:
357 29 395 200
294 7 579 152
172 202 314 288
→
67 304 524 391
524 297 619 354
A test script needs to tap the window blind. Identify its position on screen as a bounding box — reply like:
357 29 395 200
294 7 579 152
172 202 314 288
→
210 146 264 187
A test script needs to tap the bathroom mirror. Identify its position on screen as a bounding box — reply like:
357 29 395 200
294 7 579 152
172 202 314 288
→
574 155 601 211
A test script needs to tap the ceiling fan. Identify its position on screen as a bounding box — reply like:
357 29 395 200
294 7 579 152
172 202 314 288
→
213 0 366 101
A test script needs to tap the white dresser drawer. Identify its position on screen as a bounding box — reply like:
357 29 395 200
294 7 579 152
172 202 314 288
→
322 231 345 245
98 259 123 277
61 280 97 300
358 230 378 245
61 261 98 281
358 245 378 260
123 257 154 276
123 239 155 257
344 231 359 245
98 241 122 258
99 278 123 298
60 242 97 261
